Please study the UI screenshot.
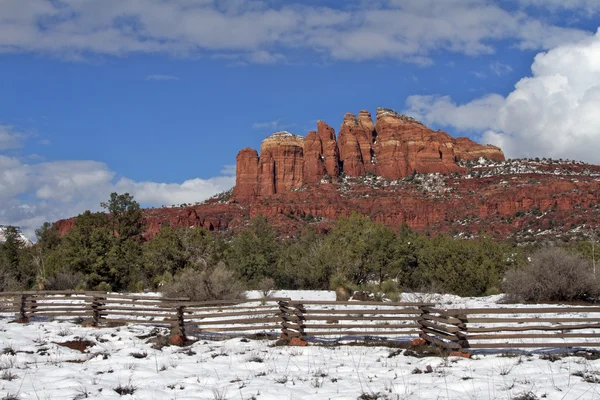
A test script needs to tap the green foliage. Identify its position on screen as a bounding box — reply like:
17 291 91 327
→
411 236 517 296
226 216 279 288
275 228 333 289
101 192 144 240
15 194 591 302
323 213 400 286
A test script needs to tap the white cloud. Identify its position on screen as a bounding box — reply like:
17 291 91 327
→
0 0 593 63
0 152 235 239
490 61 513 76
518 0 600 14
404 29 600 163
406 93 505 132
252 120 283 130
0 125 23 150
145 74 180 81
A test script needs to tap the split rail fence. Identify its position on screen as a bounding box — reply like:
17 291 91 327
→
2 291 600 351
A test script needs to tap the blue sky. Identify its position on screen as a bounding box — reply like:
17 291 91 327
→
1 0 600 238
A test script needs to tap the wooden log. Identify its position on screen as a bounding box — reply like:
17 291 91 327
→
421 313 462 325
466 342 600 349
183 305 280 313
185 325 280 333
304 315 420 322
422 327 460 342
23 306 93 312
304 330 422 337
101 311 176 318
25 311 92 318
467 332 600 340
420 320 460 333
181 310 279 318
466 323 600 333
302 324 420 330
290 300 433 307
302 309 423 315
420 331 461 350
445 307 600 315
465 317 600 324
188 317 281 326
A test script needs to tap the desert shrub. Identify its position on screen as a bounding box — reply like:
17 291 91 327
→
502 248 598 302
162 263 246 301
44 271 86 290
256 277 276 298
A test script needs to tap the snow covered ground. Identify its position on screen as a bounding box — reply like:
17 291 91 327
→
1 291 600 399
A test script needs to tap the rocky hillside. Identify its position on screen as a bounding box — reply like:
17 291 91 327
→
55 108 600 242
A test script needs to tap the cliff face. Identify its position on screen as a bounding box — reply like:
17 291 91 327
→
234 107 505 202
53 107 600 243
54 159 600 242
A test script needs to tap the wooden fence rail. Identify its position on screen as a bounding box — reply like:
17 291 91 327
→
3 291 600 351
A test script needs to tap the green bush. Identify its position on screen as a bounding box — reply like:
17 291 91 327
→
502 248 598 302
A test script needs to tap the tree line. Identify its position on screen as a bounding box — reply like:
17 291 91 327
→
1 193 598 302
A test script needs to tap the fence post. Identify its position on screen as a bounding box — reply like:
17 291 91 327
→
293 303 306 338
279 300 305 340
417 304 430 344
278 300 291 340
176 305 186 339
91 295 105 327
455 313 470 350
18 294 28 322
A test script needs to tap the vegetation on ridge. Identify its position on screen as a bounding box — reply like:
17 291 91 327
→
1 192 599 302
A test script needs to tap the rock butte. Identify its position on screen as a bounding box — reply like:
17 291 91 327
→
53 107 600 241
233 108 504 202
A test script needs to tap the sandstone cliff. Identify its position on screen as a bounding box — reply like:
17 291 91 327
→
234 107 505 202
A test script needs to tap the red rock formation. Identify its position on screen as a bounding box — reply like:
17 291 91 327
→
54 159 600 242
232 148 259 203
59 108 600 243
454 137 505 162
259 132 304 195
338 113 366 177
374 108 463 177
317 121 340 178
234 108 506 202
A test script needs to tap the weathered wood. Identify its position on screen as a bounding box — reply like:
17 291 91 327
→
291 300 433 307
466 323 600 333
99 318 175 325
190 317 281 326
182 309 279 318
304 330 421 337
445 307 600 315
422 327 460 342
303 323 420 330
421 313 462 325
304 315 420 322
302 309 423 315
25 311 92 317
184 305 280 313
97 305 174 313
417 332 461 350
185 325 280 333
467 332 600 340
466 317 600 324
24 306 92 312
420 320 460 333
101 311 176 318
467 342 600 349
